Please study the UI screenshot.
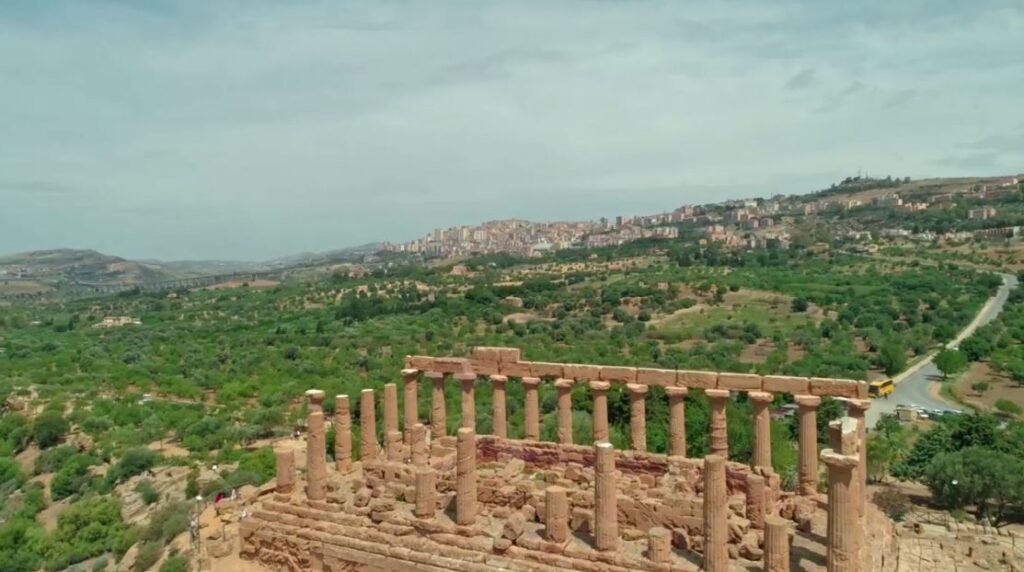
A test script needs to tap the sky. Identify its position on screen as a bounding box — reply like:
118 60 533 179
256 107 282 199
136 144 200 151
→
1 0 1022 261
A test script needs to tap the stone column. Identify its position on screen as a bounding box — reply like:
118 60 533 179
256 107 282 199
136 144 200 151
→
763 515 790 572
665 387 688 457
554 378 574 445
456 373 476 430
383 383 399 437
589 381 611 443
490 375 508 438
410 423 428 466
401 368 419 443
386 429 403 462
594 441 618 551
648 527 671 564
627 384 649 452
414 468 436 519
749 391 774 471
846 399 870 517
360 388 378 462
456 428 477 525
522 377 541 440
275 448 295 493
545 486 569 543
703 454 728 572
425 372 446 439
305 390 327 501
746 472 766 530
334 394 353 473
821 449 859 572
706 389 731 459
794 395 821 496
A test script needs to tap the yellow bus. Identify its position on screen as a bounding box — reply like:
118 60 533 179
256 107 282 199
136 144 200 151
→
869 379 894 398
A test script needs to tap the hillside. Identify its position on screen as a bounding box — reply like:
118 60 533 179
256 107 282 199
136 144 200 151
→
0 249 182 293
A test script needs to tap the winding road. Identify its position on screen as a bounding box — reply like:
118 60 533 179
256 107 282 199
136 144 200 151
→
866 271 1019 427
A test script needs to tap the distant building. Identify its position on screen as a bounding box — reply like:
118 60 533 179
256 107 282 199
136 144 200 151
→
967 207 997 220
94 316 141 328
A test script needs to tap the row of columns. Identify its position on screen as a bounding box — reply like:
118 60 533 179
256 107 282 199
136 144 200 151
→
291 373 869 571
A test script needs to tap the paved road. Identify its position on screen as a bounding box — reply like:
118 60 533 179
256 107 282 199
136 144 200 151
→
866 272 1019 427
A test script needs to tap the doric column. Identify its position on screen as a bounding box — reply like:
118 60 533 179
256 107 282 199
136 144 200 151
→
275 448 295 493
594 441 618 551
414 467 436 519
846 399 870 518
383 383 399 437
749 391 774 471
305 390 327 500
706 389 731 459
522 377 541 440
456 427 477 525
764 515 791 572
648 527 671 563
456 373 476 430
386 429 403 462
794 395 821 496
401 368 419 443
360 388 378 462
626 384 649 452
746 472 766 529
554 378 574 445
821 449 860 572
665 387 688 457
589 381 611 443
490 375 508 438
545 485 569 543
410 423 428 466
703 454 728 572
334 394 353 473
425 372 446 439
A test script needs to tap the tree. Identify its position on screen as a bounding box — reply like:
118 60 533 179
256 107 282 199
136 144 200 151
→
934 349 968 380
791 297 809 313
877 340 907 376
31 411 68 449
923 446 1024 526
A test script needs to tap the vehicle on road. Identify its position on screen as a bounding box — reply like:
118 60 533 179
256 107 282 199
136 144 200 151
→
868 378 894 398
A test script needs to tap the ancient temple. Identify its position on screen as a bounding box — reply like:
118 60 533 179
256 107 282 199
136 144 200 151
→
240 347 891 571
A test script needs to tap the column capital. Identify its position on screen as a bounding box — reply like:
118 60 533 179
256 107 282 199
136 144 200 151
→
845 398 871 415
705 388 730 400
554 378 575 389
665 386 689 397
400 368 419 379
521 376 542 387
588 380 611 392
305 389 326 406
489 374 508 386
748 391 773 403
626 383 649 395
455 372 477 384
820 449 859 470
424 371 446 381
794 394 821 408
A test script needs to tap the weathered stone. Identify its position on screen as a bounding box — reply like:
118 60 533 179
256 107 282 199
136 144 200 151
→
425 371 447 439
360 388 378 462
554 379 574 445
334 394 353 473
794 394 821 497
306 390 327 501
589 381 611 443
522 377 541 440
456 428 477 525
626 383 648 452
594 442 618 551
706 389 730 459
704 454 728 572
749 391 773 471
456 373 477 430
665 387 688 457
275 447 294 493
545 486 569 543
764 515 791 572
401 368 419 442
490 375 508 438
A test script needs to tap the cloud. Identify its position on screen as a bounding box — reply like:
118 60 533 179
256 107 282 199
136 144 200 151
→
785 68 817 90
0 0 1022 260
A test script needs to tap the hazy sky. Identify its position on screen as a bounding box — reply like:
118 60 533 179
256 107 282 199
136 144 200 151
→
2 1 1022 261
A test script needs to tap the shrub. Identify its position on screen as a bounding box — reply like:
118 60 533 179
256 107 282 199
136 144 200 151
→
873 488 912 521
159 555 189 572
971 382 990 394
107 448 158 484
91 557 108 572
791 297 809 312
995 399 1022 416
132 542 162 572
135 479 159 505
32 411 69 449
35 445 78 474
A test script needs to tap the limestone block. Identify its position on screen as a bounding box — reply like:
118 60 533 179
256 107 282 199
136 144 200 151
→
718 372 763 391
636 367 677 387
810 377 867 399
528 361 566 378
599 365 638 383
434 357 472 374
563 363 602 380
678 370 718 389
762 375 811 394
497 361 532 378
406 355 435 370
